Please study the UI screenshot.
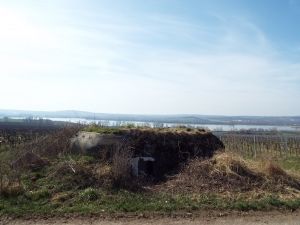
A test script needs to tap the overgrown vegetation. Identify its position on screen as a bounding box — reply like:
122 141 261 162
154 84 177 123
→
111 144 134 188
156 152 300 195
1 124 300 217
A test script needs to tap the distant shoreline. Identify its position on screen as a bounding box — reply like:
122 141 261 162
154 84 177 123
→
1 117 300 132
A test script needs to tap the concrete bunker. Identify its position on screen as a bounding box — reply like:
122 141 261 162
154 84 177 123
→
131 157 155 177
71 128 225 179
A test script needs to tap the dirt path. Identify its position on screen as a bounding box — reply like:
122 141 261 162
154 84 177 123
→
2 211 300 225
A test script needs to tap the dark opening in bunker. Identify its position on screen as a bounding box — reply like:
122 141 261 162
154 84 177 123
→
139 158 155 176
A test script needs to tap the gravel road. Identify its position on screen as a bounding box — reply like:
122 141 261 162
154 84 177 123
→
2 211 300 225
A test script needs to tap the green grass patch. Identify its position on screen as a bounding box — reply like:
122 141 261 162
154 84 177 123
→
2 190 300 216
24 189 51 201
278 156 300 172
83 125 122 134
78 188 99 201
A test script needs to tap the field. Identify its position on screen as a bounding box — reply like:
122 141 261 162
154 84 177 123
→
1 122 300 218
215 130 300 157
215 130 300 172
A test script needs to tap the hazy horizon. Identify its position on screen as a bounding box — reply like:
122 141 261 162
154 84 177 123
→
1 108 300 118
1 0 300 116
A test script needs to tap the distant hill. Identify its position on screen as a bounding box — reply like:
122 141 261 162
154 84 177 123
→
0 109 300 126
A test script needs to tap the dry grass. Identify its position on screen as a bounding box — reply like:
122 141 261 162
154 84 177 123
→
48 161 98 191
0 159 24 197
13 126 81 159
111 144 134 188
155 152 300 195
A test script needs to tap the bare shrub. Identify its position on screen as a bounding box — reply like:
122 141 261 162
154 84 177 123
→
111 144 133 188
14 126 81 159
0 160 23 197
0 161 9 194
49 160 97 190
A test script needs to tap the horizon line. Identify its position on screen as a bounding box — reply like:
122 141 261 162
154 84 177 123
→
0 108 299 118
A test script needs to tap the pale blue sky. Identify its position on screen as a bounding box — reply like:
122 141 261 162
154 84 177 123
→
0 0 300 116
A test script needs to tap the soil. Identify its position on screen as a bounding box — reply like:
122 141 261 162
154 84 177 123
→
2 211 300 225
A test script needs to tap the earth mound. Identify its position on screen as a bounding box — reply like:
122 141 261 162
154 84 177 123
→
120 128 224 178
72 127 225 179
155 152 300 194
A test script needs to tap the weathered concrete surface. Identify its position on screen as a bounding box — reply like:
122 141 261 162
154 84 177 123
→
70 131 123 155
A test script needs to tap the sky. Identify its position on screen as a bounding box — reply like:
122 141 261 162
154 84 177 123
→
0 0 300 116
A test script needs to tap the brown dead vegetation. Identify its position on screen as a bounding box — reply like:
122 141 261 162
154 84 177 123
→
111 144 134 188
11 152 49 171
155 152 300 194
0 163 24 197
4 126 300 199
13 126 81 160
49 162 98 190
